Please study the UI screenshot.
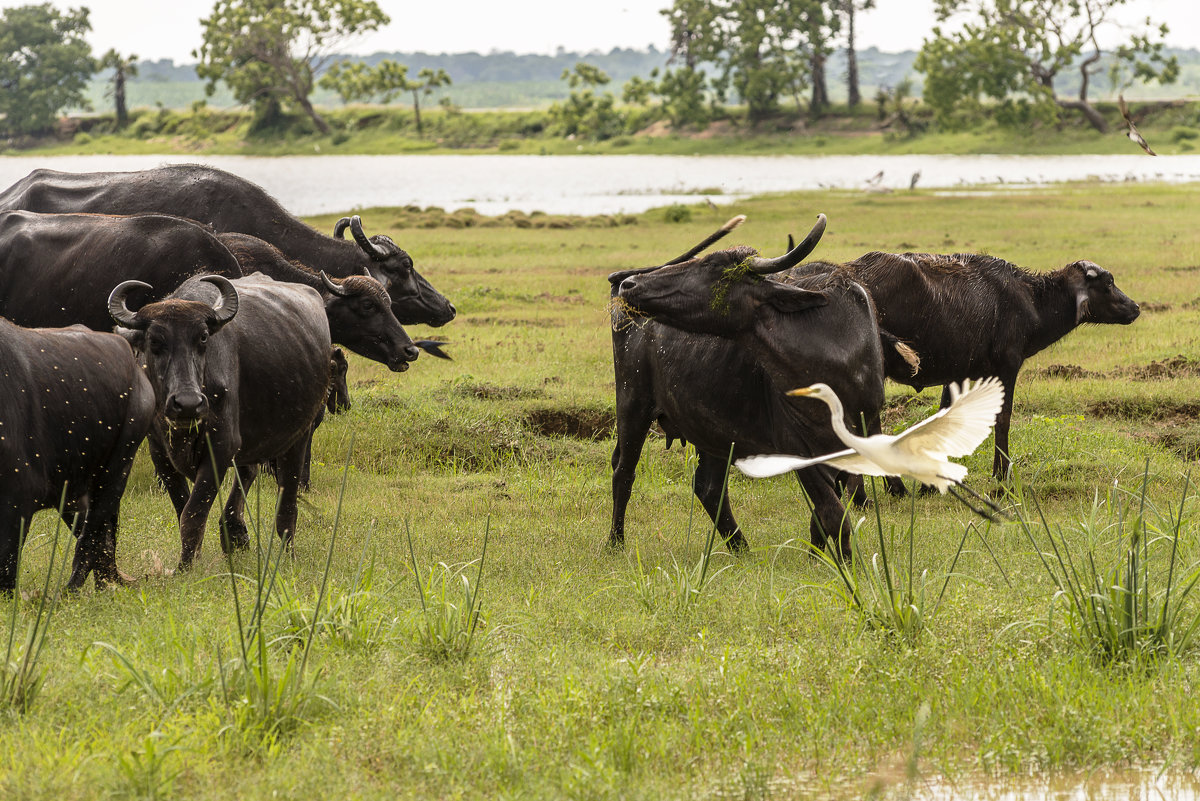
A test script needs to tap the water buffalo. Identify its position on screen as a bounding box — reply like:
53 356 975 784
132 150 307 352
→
108 274 331 569
1 317 154 591
0 165 455 326
0 210 242 331
217 232 420 372
610 214 887 557
794 252 1140 478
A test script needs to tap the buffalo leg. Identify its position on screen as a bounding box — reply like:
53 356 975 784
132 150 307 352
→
609 400 654 549
178 460 227 570
69 431 144 589
148 436 192 517
692 451 747 553
218 463 257 554
794 465 852 559
991 371 1018 480
272 442 307 547
0 509 28 594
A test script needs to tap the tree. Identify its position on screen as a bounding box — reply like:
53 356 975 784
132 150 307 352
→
837 0 874 108
0 4 94 136
319 59 373 104
915 0 1178 132
662 0 840 124
100 49 138 127
370 61 451 137
195 0 388 135
551 63 623 141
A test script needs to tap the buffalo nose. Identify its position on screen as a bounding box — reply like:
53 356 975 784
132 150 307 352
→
403 345 421 362
619 277 637 294
166 390 207 419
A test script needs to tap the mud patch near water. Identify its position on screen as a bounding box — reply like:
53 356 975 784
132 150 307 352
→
524 406 615 439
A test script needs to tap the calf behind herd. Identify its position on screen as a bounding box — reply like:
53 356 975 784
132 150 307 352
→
0 165 1140 592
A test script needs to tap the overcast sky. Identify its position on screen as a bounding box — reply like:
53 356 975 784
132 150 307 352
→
3 0 1198 62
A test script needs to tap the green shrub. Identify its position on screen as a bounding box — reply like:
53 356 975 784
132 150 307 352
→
663 204 692 224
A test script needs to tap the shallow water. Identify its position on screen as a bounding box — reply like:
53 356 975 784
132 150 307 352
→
1 153 1198 216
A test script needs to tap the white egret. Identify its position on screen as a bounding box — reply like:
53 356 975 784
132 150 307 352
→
737 377 1005 514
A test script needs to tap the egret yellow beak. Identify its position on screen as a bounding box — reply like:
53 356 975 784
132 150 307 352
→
786 386 817 397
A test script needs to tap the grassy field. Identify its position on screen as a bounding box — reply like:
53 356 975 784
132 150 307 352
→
5 184 1200 799
14 99 1200 158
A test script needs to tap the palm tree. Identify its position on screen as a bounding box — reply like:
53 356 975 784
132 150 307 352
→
100 49 138 127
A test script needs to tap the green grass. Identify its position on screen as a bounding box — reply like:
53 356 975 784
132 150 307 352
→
14 98 1200 157
8 185 1200 797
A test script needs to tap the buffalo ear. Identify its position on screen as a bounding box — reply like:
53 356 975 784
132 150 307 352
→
116 326 145 350
766 285 828 314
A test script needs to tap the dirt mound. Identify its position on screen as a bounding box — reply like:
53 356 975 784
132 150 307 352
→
1033 355 1200 381
1032 364 1099 379
524 406 615 439
1139 301 1172 312
1088 399 1200 421
454 383 546 401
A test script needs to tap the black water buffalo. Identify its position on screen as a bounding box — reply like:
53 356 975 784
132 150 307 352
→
794 252 1140 478
0 165 455 326
610 214 887 556
108 274 331 569
0 210 242 331
1 317 154 591
217 232 420 371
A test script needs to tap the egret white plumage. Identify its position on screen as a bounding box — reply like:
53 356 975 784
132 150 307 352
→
737 377 1006 515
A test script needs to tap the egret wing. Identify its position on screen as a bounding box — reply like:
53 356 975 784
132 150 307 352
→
891 377 1005 460
737 449 891 479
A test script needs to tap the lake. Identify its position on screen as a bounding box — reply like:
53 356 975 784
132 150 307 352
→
1 153 1198 216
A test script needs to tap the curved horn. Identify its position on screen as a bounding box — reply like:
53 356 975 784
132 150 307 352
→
333 217 353 239
747 213 827 274
664 214 747 266
349 215 388 261
320 270 350 297
108 280 153 329
200 275 239 326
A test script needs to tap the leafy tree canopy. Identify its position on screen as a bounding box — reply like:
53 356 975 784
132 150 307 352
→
915 0 1178 132
0 3 94 136
196 0 388 134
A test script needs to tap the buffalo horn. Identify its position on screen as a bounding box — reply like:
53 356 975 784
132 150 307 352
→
747 213 827 274
108 280 153 329
320 270 351 297
349 215 388 261
333 217 353 239
200 275 240 326
664 214 747 266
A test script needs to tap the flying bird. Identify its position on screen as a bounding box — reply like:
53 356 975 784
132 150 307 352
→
865 170 884 185
1118 95 1156 156
737 377 1006 516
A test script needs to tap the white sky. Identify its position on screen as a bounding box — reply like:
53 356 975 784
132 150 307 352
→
3 0 1199 62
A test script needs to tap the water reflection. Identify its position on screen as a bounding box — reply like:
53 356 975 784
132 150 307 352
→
888 768 1200 800
1 153 1198 216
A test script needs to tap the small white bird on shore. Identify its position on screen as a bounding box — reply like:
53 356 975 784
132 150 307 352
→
737 377 1005 505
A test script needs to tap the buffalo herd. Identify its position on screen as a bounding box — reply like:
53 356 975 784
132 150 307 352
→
0 165 1141 590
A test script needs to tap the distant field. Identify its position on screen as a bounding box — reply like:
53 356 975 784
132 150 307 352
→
4 185 1200 798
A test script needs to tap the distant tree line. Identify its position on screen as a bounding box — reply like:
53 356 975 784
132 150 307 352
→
0 0 1185 140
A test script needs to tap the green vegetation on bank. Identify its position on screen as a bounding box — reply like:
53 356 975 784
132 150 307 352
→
4 185 1200 797
15 97 1200 157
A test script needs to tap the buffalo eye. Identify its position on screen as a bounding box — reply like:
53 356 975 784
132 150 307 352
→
358 298 374 314
148 335 166 355
198 331 209 347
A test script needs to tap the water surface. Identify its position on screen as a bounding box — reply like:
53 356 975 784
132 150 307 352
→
1 153 1196 216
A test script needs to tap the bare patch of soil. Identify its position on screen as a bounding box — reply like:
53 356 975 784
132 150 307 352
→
465 316 564 328
524 406 615 439
1033 355 1200 381
1164 265 1200 273
1139 301 1172 312
1087 399 1200 421
455 383 547 401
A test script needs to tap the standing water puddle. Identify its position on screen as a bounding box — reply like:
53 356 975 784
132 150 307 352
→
1 153 1198 216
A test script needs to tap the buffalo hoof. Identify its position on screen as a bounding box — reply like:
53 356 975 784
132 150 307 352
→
94 567 135 590
220 522 251 554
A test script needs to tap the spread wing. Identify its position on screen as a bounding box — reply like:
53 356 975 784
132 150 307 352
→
892 377 1005 460
736 449 892 479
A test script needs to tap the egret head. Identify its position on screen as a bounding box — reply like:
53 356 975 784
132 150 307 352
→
786 383 836 402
